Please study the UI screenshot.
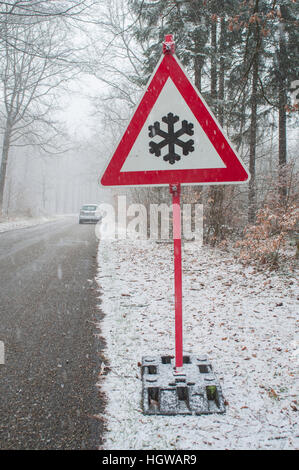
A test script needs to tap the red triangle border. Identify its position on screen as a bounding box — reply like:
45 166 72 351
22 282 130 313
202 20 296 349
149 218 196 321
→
101 54 249 186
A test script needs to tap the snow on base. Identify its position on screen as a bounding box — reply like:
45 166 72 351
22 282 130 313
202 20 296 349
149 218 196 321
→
0 215 62 233
96 239 299 450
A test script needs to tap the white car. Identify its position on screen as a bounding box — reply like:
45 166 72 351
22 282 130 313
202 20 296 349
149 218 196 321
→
79 204 102 224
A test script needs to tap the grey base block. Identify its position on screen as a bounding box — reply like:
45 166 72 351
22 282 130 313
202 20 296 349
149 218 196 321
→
142 355 226 416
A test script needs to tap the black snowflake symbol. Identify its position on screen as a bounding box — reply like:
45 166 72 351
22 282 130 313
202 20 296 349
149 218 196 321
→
148 112 194 165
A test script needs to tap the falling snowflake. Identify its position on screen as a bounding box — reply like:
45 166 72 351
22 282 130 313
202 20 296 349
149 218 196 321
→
148 112 194 165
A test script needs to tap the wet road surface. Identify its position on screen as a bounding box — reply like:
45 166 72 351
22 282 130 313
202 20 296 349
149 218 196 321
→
0 217 104 449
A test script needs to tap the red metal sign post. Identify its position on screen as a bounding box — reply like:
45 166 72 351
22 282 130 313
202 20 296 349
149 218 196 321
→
164 36 183 371
170 183 183 370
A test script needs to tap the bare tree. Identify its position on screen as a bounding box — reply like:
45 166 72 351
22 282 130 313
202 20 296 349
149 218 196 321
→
0 1 94 24
0 16 78 213
0 1 99 63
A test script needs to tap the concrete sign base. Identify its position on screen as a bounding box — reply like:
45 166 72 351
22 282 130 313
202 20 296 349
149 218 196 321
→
142 355 225 415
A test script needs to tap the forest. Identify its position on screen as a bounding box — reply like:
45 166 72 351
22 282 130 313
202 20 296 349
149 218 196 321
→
0 0 298 267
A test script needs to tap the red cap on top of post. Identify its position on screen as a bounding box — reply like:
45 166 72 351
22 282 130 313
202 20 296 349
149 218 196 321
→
163 34 175 55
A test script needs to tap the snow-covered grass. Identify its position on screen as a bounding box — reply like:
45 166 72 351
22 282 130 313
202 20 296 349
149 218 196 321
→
96 239 299 450
0 215 62 233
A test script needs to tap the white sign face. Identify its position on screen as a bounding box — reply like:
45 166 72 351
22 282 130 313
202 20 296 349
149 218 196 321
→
121 78 226 173
100 52 249 187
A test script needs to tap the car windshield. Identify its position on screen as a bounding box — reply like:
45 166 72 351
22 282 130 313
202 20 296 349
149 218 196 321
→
82 205 97 211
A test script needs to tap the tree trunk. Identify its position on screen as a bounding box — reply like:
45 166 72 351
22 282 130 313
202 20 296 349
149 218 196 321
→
278 24 287 200
210 20 217 105
248 34 259 223
218 16 225 127
208 18 226 245
194 55 204 93
278 86 287 198
193 39 206 202
0 123 12 215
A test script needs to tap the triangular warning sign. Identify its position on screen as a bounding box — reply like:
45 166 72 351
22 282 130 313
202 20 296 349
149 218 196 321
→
101 52 250 187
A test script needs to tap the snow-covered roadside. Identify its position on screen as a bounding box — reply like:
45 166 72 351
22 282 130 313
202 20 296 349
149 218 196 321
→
0 215 64 233
96 239 299 450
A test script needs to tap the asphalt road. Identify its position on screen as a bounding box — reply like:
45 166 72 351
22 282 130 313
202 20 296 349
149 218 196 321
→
0 217 104 449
